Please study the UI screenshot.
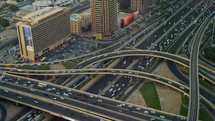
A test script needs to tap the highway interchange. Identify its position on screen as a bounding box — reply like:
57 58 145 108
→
0 0 215 121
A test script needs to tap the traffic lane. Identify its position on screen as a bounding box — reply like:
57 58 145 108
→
103 76 131 98
87 75 117 94
74 0 191 67
0 89 97 121
137 0 197 49
2 73 188 121
188 10 214 120
87 57 137 94
2 68 189 95
81 59 132 93
20 110 43 121
167 61 215 103
0 81 150 121
0 75 186 120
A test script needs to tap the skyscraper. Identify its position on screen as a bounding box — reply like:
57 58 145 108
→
118 0 130 11
90 0 117 36
16 7 70 61
131 0 144 12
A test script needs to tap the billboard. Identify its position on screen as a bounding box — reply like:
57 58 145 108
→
23 26 33 50
121 11 139 28
121 15 132 28
132 11 139 20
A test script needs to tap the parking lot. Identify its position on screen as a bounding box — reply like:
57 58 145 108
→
47 39 96 62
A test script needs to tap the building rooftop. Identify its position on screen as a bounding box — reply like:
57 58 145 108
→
32 1 52 7
70 14 78 19
21 7 65 25
70 12 90 21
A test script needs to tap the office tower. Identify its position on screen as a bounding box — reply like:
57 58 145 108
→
90 0 117 36
70 12 91 34
118 0 130 11
16 7 70 61
131 0 144 12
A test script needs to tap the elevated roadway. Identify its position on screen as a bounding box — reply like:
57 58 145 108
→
4 50 214 85
70 50 215 84
188 10 215 121
2 68 215 120
0 73 187 121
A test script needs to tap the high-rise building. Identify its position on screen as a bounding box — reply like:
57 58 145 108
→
90 0 117 36
16 7 70 61
70 12 91 34
118 0 130 11
131 0 144 12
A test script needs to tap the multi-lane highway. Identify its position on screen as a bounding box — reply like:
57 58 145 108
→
0 73 187 121
188 10 215 121
0 0 215 120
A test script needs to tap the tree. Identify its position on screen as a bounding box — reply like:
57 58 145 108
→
0 18 10 27
9 4 19 12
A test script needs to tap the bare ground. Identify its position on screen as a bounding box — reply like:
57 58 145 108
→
154 62 181 114
127 90 146 107
49 64 66 70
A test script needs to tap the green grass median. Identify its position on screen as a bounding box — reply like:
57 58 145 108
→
139 82 161 110
180 95 213 121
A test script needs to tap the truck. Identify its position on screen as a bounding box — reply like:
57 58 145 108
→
37 82 47 89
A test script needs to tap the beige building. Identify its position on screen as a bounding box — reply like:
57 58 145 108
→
90 0 117 36
70 12 91 34
16 7 71 61
131 0 144 12
32 0 53 11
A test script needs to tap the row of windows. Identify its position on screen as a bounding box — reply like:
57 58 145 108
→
31 11 70 53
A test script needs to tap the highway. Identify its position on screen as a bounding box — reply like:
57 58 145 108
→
68 50 215 84
80 0 215 101
0 0 189 69
6 65 215 105
0 0 214 120
0 87 110 121
0 73 187 121
188 10 215 121
2 67 215 121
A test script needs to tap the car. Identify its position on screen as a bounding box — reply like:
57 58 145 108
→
150 118 155 121
111 93 115 97
150 110 155 113
34 101 38 103
109 88 113 92
63 93 69 97
118 110 122 112
180 86 184 89
144 111 148 114
160 115 165 119
117 104 122 107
